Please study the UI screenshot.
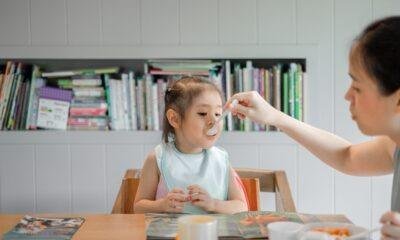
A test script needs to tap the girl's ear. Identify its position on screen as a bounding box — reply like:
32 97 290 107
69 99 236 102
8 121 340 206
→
166 108 180 129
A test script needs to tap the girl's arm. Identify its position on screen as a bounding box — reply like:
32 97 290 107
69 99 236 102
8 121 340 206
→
134 151 186 213
189 167 248 214
212 167 248 214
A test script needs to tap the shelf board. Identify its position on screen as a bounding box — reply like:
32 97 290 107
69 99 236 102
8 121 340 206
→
0 131 295 145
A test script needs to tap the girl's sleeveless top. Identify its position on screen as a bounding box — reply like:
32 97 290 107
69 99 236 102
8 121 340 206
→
154 142 230 214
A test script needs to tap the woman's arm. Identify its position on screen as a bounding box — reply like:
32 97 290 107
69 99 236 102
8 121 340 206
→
275 110 395 176
134 152 187 213
228 91 395 176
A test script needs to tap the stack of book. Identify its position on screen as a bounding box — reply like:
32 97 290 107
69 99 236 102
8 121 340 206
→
68 75 107 130
42 67 118 130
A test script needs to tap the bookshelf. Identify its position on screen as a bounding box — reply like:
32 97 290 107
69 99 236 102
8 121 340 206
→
0 58 307 131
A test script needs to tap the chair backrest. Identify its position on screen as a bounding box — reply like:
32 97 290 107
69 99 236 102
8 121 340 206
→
235 168 296 212
112 168 296 213
240 177 260 211
111 169 140 214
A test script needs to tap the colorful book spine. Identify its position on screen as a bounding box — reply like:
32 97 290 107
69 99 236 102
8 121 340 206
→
151 84 159 131
282 72 289 115
288 63 296 118
294 64 303 120
121 73 130 130
145 74 153 130
128 71 138 130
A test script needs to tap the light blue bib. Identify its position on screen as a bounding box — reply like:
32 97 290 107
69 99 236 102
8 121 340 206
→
155 142 230 214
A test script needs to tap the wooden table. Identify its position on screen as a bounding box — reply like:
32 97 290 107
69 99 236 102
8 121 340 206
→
0 214 146 240
0 213 350 240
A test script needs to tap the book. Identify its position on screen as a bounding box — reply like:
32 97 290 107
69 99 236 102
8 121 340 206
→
36 87 72 130
2 215 84 240
42 67 119 78
25 65 44 130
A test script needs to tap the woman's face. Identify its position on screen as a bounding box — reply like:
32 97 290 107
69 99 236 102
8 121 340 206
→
345 44 400 136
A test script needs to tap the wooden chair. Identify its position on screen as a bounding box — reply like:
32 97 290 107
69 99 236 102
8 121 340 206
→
112 169 141 214
235 168 296 212
112 168 296 214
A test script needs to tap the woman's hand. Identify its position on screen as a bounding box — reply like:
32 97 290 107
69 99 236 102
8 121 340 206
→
160 188 187 213
380 211 400 239
187 185 215 212
226 91 281 126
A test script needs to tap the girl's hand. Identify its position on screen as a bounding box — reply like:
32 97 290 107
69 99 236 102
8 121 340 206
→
187 185 215 212
380 211 400 239
160 188 187 213
226 91 280 126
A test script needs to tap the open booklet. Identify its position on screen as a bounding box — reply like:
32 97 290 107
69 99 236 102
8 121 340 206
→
3 215 85 240
146 211 343 239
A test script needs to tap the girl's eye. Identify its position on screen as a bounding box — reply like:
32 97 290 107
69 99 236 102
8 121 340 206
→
215 113 221 117
197 112 207 117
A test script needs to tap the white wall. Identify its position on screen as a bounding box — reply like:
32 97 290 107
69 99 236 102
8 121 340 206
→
0 0 399 233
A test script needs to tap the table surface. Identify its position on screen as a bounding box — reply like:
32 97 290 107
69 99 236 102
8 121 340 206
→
0 213 350 240
0 214 146 240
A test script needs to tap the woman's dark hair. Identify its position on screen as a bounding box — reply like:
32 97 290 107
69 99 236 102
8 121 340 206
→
355 16 400 95
162 77 223 143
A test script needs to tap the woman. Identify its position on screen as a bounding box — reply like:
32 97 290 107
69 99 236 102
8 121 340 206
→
226 16 400 239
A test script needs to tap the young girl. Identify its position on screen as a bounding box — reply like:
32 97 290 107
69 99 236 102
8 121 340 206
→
134 77 248 214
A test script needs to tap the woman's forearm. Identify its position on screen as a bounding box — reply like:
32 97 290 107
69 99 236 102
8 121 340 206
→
274 110 352 173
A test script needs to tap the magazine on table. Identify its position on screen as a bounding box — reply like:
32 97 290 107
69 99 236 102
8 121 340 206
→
145 211 334 239
2 215 85 240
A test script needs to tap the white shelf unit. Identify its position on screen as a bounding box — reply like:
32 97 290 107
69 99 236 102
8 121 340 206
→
0 48 316 214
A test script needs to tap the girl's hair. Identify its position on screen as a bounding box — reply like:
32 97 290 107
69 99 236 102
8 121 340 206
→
162 76 223 143
355 16 400 95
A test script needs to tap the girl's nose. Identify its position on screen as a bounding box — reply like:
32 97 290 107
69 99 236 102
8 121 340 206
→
208 115 217 126
208 118 215 127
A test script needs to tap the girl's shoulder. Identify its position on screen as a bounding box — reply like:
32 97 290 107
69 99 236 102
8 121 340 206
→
154 142 172 158
208 145 229 162
208 145 228 154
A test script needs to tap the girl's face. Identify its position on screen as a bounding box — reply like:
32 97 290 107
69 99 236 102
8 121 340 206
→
345 44 400 136
174 90 223 153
